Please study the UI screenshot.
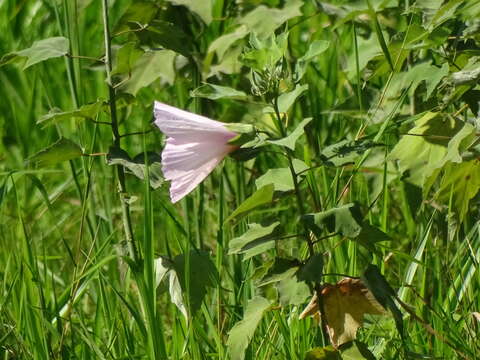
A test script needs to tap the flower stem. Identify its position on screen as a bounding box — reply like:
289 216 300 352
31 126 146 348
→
101 0 139 265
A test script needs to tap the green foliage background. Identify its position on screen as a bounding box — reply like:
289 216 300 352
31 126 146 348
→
1 0 480 359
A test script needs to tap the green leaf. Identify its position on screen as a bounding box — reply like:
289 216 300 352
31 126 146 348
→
320 139 379 167
255 168 294 192
114 1 159 33
305 346 342 360
435 160 480 221
297 254 324 282
238 0 303 38
255 159 311 192
167 0 213 24
112 42 144 75
225 184 274 222
277 84 309 113
208 46 243 77
389 112 476 188
227 296 271 360
276 275 310 305
208 25 249 61
427 0 464 31
269 117 312 150
27 138 83 166
155 251 218 319
154 256 188 319
191 83 247 100
362 265 403 339
295 40 330 81
339 341 376 360
345 34 382 80
241 32 289 71
37 101 104 128
228 222 280 260
462 89 480 117
356 224 391 252
1 37 69 69
121 50 176 95
106 147 163 189
302 203 363 238
173 250 219 315
386 62 449 100
135 20 192 57
425 62 449 99
259 257 300 286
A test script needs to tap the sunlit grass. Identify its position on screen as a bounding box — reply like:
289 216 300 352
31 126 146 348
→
1 0 480 359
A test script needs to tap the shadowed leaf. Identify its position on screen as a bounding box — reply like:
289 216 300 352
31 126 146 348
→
121 50 176 95
155 251 219 318
227 296 271 360
305 346 342 360
112 42 144 75
191 83 247 100
297 254 324 282
167 0 213 24
208 25 249 61
435 160 480 222
1 37 69 69
37 101 104 128
27 138 83 166
226 184 274 222
135 20 192 57
362 265 403 339
228 222 280 260
295 40 330 81
107 147 163 189
238 0 303 37
114 1 158 33
340 341 376 360
389 112 476 188
303 203 363 238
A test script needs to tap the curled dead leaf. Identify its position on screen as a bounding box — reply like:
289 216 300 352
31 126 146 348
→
299 278 386 348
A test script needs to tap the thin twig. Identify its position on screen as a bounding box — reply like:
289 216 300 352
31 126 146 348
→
120 129 154 137
66 53 105 63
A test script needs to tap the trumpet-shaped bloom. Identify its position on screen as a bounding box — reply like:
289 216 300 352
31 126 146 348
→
154 101 238 203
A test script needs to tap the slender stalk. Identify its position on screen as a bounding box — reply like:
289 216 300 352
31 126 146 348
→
272 89 330 344
101 0 139 264
271 95 313 255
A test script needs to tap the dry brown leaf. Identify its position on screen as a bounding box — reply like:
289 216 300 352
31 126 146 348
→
472 312 480 323
299 278 386 348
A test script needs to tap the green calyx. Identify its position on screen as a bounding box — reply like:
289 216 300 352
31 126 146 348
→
226 123 256 147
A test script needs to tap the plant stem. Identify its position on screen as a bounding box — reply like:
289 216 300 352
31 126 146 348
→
272 96 314 255
101 0 139 264
272 91 330 344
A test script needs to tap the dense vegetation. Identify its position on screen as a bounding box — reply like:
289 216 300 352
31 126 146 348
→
1 0 480 359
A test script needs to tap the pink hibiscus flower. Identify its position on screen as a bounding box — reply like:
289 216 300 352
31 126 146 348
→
154 101 238 203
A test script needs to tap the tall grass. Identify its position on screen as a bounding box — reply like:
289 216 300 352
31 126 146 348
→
1 0 480 359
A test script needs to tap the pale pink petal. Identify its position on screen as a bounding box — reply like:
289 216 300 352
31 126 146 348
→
162 140 235 203
168 157 222 203
154 101 237 141
153 101 239 203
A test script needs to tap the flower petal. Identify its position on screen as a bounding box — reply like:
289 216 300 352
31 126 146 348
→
154 101 236 141
162 138 236 203
154 101 239 203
